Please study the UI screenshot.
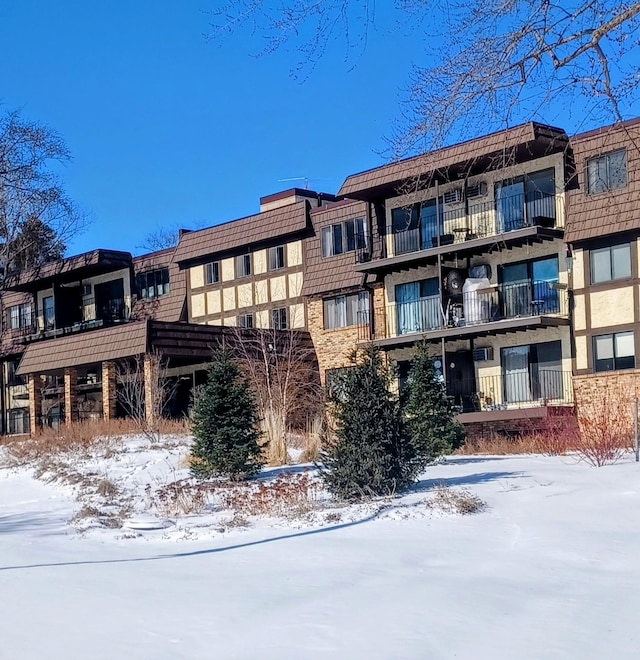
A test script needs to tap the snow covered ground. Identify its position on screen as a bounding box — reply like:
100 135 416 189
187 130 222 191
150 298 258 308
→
1 436 640 659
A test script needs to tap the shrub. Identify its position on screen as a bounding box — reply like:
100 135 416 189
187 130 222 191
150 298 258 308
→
576 384 633 466
403 341 465 475
321 345 412 500
190 348 265 480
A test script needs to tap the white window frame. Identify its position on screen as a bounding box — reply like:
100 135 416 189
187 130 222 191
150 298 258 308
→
205 261 220 285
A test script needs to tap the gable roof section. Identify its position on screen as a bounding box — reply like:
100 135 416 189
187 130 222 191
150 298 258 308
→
16 322 149 375
172 201 310 266
338 123 568 198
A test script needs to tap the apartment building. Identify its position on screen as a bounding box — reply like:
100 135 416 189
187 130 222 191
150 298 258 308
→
0 247 231 434
336 123 574 436
172 188 334 331
2 118 639 439
565 119 640 408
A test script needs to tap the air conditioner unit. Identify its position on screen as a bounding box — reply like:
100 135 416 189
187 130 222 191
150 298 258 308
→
472 347 494 362
443 188 463 205
466 181 487 199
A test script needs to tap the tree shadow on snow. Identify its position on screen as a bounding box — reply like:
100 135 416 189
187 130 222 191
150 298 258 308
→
0 510 382 573
412 470 523 492
0 513 68 535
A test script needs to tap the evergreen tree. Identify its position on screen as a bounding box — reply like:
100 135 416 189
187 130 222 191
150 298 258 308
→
322 345 412 500
190 347 264 480
403 341 465 477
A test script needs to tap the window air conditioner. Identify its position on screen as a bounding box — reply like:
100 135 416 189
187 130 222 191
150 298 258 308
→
443 188 463 205
472 347 494 362
466 181 487 199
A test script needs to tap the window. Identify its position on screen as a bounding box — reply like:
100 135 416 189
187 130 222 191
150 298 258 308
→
43 296 55 330
590 244 632 284
502 341 564 403
236 254 251 278
137 268 170 299
5 303 32 330
238 313 254 328
500 256 560 316
205 262 219 285
396 278 440 335
269 246 285 271
321 218 366 257
587 150 627 194
271 307 288 330
323 292 370 330
594 331 635 372
325 367 354 400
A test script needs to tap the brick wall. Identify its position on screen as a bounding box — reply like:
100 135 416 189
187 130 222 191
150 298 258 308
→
307 298 360 384
573 370 640 419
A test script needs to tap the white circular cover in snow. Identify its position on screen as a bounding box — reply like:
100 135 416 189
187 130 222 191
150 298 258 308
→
123 515 174 530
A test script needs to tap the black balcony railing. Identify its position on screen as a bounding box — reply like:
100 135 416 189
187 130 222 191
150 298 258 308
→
363 281 568 340
390 190 559 259
450 370 574 413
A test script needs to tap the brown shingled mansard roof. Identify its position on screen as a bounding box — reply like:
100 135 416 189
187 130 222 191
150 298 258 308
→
564 118 640 244
172 200 311 265
338 122 568 199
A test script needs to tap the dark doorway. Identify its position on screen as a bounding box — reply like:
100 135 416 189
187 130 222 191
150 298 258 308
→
446 350 476 412
55 284 83 328
95 279 126 323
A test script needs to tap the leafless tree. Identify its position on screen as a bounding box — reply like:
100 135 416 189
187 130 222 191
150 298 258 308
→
228 323 323 465
208 1 640 152
116 352 176 443
0 110 87 279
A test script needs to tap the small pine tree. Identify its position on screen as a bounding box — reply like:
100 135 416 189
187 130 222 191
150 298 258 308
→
190 347 264 480
322 345 411 500
403 341 465 477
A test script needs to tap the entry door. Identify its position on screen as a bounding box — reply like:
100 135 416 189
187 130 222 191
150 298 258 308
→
446 351 476 412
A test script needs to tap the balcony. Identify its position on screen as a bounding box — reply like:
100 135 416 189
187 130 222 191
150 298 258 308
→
358 280 569 344
19 296 130 344
449 371 574 415
356 190 563 271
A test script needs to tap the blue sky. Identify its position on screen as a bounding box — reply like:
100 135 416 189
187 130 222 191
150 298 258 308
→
0 1 625 256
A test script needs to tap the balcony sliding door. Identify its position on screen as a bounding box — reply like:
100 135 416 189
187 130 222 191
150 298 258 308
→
502 341 563 404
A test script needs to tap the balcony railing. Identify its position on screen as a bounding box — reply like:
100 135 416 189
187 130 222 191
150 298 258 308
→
449 371 574 413
357 281 567 341
388 191 560 259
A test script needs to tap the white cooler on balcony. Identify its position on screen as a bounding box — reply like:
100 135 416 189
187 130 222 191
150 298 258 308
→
462 277 491 325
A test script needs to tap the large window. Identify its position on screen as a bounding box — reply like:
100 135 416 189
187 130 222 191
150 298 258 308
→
590 244 632 284
137 268 170 299
236 254 251 278
5 303 32 330
396 278 440 335
271 307 288 330
321 218 366 257
495 168 556 232
502 341 564 403
323 292 370 330
205 261 219 285
587 150 627 194
593 331 635 372
269 246 285 271
500 256 560 317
